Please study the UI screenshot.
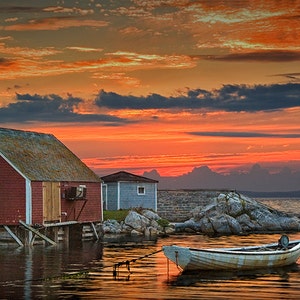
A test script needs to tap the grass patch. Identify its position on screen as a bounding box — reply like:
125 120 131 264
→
103 209 129 222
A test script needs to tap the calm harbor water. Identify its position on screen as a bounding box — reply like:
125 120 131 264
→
1 198 300 300
2 233 300 299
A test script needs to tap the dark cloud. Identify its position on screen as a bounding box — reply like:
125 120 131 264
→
187 131 300 138
95 83 300 112
6 84 25 91
0 58 15 67
0 93 129 125
273 72 300 81
202 51 300 62
2 82 299 125
0 6 41 13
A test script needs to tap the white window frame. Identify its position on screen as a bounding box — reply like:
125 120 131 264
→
137 186 145 195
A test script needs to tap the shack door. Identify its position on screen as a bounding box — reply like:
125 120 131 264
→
43 182 61 223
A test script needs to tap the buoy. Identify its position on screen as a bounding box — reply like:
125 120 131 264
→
278 235 289 249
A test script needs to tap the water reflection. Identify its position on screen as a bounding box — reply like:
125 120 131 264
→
1 233 300 299
0 240 103 299
169 264 300 286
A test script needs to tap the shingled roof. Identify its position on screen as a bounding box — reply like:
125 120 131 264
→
101 171 158 183
0 128 101 182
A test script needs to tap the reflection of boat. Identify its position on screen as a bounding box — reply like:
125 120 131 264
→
167 264 300 286
162 235 300 272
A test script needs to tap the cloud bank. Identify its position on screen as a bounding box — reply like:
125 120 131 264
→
144 164 300 192
0 93 128 125
95 83 300 112
204 50 300 62
1 82 299 125
187 132 300 138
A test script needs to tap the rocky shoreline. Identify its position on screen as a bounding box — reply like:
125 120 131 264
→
102 209 174 237
102 192 300 236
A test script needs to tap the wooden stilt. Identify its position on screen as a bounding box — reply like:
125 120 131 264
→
19 220 56 246
3 225 24 246
90 222 99 240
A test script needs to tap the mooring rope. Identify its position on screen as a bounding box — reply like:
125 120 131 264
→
112 249 163 278
1 249 163 285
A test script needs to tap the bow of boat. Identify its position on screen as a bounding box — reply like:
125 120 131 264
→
162 245 192 270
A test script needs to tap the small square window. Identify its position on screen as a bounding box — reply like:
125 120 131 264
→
137 186 145 195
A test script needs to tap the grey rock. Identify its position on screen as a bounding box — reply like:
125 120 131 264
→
130 229 143 236
142 210 160 220
236 214 258 231
279 217 300 231
209 214 231 234
124 211 150 232
226 197 244 217
183 219 202 232
199 217 214 234
177 191 300 235
248 209 282 231
103 209 175 236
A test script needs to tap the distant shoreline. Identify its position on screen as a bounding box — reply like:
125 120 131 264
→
241 190 300 198
158 189 300 198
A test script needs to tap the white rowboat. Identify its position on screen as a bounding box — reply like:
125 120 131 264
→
162 236 300 272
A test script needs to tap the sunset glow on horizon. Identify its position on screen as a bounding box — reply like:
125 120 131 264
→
0 1 299 179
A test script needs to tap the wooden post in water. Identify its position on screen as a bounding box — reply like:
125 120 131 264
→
19 220 56 246
3 225 24 246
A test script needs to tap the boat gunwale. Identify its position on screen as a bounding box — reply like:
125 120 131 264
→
187 241 300 256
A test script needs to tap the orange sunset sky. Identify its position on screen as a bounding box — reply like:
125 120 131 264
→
0 0 299 177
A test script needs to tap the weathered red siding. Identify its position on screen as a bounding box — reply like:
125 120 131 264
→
0 156 26 225
0 158 102 225
61 181 102 223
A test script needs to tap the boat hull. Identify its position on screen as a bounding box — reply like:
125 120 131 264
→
162 241 300 271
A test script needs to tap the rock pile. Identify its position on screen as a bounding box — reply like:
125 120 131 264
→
102 209 174 236
102 192 300 237
175 191 300 235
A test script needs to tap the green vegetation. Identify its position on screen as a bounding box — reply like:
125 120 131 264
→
103 209 129 222
157 218 170 228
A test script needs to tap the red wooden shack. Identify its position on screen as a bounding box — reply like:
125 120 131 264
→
0 127 102 245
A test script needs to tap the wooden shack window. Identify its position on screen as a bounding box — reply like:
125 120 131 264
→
137 186 145 195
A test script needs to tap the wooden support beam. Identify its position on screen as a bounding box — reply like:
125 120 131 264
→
19 220 57 246
3 225 24 247
90 222 99 240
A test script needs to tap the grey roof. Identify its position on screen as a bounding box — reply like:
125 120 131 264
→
101 171 158 183
0 127 101 182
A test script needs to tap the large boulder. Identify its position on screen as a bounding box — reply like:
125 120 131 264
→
198 216 214 234
178 191 300 235
124 211 150 232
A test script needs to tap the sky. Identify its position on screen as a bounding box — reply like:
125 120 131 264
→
0 0 299 178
